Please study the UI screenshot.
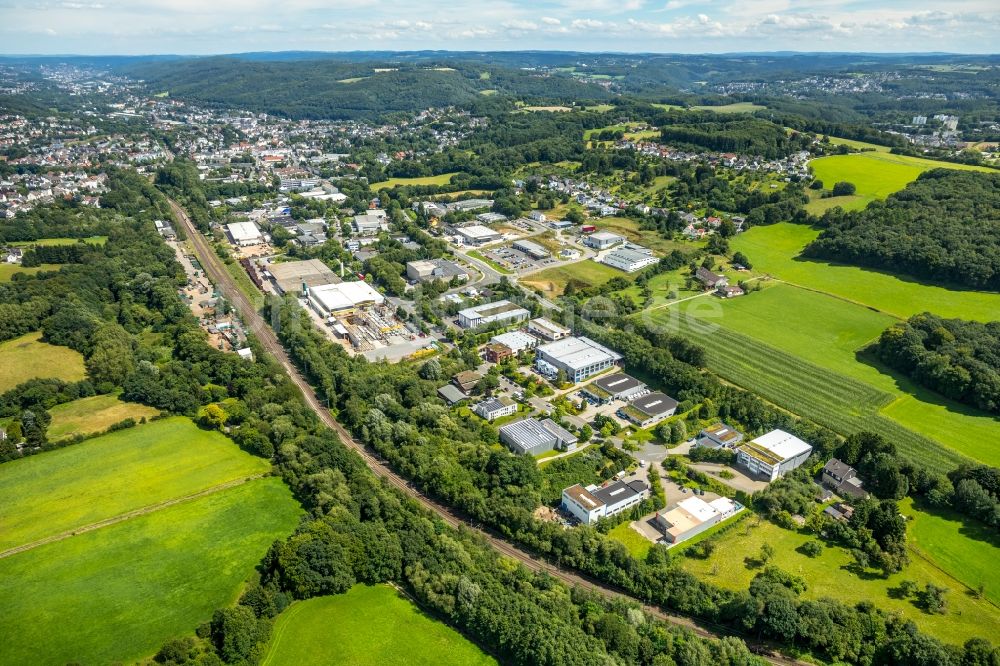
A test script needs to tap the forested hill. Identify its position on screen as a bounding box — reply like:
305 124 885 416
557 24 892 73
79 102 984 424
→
804 169 1000 290
125 58 611 120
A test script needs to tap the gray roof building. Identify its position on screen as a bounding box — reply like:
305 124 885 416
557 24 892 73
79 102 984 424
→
620 392 678 427
499 417 577 456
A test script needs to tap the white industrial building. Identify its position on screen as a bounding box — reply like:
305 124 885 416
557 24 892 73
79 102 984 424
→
307 281 385 317
527 317 570 341
512 239 550 259
603 247 659 273
456 225 502 245
472 397 517 422
535 336 622 383
562 479 650 525
736 429 813 481
406 259 469 283
458 300 530 329
490 330 538 354
657 496 742 544
584 231 625 250
226 221 263 246
353 210 388 236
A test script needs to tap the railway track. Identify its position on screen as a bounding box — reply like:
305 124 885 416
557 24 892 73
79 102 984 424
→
167 197 805 666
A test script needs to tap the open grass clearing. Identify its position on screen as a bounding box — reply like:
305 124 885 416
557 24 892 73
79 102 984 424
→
803 188 867 215
607 521 653 560
809 151 993 207
652 102 766 114
10 235 107 247
0 262 62 282
731 222 1000 321
680 515 1000 647
585 104 616 112
0 331 85 392
0 416 271 551
518 105 572 112
371 172 460 190
262 585 496 666
522 260 629 297
0 477 300 666
667 283 1000 465
46 393 162 441
825 136 892 153
901 497 1000 607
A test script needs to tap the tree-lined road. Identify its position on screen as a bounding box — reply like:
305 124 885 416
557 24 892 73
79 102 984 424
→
167 196 801 666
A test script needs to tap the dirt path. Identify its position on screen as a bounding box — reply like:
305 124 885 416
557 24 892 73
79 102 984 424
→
0 474 265 560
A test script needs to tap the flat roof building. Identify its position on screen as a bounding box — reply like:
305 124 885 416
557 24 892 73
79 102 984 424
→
456 225 502 245
736 429 813 481
696 423 744 449
603 247 659 273
527 317 570 341
535 336 622 383
500 417 578 456
584 231 625 250
561 479 650 525
458 300 530 329
619 391 678 428
266 259 340 295
226 221 263 246
473 396 517 422
657 496 742 544
353 210 388 236
406 259 469 283
307 281 384 317
513 239 550 259
489 330 538 354
581 372 649 404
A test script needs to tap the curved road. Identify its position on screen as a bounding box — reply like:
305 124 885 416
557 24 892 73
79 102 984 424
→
168 197 801 666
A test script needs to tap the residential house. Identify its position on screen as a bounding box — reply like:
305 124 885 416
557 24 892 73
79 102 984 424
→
821 458 869 500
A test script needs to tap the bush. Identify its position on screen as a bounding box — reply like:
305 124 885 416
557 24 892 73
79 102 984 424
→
832 181 857 196
799 540 823 557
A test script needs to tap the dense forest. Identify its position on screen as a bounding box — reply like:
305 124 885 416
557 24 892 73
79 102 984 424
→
658 117 810 159
872 313 1000 414
805 170 1000 290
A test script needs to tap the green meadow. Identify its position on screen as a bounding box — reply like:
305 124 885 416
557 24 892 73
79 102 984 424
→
0 331 86 392
681 514 1000 647
731 223 1000 321
0 416 271 551
522 260 629 297
0 477 301 666
46 393 161 441
262 585 496 666
10 235 108 247
372 172 460 190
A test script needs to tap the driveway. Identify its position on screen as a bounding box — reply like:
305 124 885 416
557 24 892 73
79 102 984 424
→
690 462 769 494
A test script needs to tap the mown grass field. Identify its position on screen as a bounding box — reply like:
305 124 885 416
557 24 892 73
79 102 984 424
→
371 172 460 190
0 331 86 392
10 235 108 247
46 393 161 441
522 260 629 296
654 309 970 469
0 262 61 282
652 102 766 114
809 151 993 207
731 222 1000 321
0 477 301 666
672 284 1000 465
825 136 891 152
681 515 1000 646
0 416 271 551
262 585 497 666
607 522 653 560
901 497 1000 606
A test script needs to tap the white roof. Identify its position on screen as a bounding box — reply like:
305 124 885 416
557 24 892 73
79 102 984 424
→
751 429 813 461
590 231 623 242
226 221 262 241
537 336 622 371
709 497 738 514
309 281 384 312
677 496 719 523
458 225 500 240
491 331 537 351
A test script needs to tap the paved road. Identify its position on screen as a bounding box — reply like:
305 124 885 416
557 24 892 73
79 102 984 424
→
167 196 802 666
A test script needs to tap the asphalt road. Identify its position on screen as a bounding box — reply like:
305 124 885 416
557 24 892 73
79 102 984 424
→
167 196 802 666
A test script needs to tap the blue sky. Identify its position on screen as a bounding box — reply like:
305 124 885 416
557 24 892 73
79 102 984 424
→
1 0 998 55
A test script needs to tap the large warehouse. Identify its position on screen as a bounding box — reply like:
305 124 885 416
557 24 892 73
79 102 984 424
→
226 221 263 246
265 259 340 295
535 336 622 383
458 300 530 329
736 429 813 481
306 281 385 317
603 247 659 273
456 225 502 245
499 417 577 456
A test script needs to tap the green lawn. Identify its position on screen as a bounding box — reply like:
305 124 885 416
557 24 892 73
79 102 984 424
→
0 331 86 392
804 188 867 215
262 585 496 666
0 416 271 551
809 152 993 208
372 172 460 190
652 102 766 114
825 136 892 153
607 522 653 560
0 477 301 666
46 393 161 441
522 260 629 297
10 235 107 247
0 263 61 282
901 497 1000 606
664 284 1000 466
681 515 1000 647
731 222 1000 322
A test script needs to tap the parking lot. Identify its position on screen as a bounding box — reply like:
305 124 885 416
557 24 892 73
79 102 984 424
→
482 245 558 273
